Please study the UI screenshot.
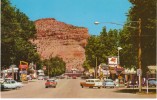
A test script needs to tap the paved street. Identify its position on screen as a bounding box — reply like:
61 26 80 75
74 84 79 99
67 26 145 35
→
1 78 156 98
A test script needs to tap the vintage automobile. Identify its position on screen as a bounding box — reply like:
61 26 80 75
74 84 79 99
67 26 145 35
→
44 76 49 80
1 79 23 90
27 75 32 80
80 79 102 89
11 80 24 88
38 75 45 80
45 79 57 88
127 80 138 88
148 78 157 87
0 78 4 83
103 79 115 88
72 76 77 79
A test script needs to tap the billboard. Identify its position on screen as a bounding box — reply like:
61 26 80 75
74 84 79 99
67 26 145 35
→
108 57 118 65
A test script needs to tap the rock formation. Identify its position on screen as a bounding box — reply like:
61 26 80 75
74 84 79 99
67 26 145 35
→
32 18 90 71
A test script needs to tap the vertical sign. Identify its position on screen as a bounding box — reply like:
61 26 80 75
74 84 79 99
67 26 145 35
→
108 57 118 65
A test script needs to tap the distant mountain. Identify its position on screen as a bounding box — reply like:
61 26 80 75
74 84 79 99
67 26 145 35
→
31 18 90 71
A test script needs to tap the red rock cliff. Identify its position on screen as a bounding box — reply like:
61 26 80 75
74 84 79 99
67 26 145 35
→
32 18 90 71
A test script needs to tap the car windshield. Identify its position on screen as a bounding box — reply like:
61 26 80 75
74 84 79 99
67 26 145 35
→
11 81 16 83
95 80 100 82
105 79 113 82
48 80 55 82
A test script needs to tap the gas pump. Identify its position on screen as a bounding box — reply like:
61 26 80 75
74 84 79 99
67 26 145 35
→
19 61 28 82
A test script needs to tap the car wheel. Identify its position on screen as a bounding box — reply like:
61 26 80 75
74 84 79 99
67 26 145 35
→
98 87 101 89
89 86 93 88
45 86 48 88
16 86 20 89
54 86 56 88
81 85 83 88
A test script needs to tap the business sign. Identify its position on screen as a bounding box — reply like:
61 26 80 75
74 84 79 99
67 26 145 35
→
137 69 142 76
108 57 118 65
43 66 46 70
102 70 110 76
20 70 27 74
19 65 28 69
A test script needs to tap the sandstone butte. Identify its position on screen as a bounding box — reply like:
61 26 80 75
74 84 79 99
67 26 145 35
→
31 18 90 71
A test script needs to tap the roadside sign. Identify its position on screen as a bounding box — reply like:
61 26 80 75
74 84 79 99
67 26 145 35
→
137 69 142 76
20 70 27 74
102 70 110 76
43 66 46 70
108 57 118 65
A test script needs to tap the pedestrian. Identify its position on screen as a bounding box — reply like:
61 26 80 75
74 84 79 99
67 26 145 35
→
142 77 146 86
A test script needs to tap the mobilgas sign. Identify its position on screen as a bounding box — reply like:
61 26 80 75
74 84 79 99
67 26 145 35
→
108 57 118 65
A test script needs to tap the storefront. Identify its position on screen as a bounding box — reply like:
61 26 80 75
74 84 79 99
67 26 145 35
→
1 65 19 80
147 65 156 78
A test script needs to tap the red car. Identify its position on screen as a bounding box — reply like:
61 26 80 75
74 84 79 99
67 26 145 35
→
45 79 57 88
72 76 77 79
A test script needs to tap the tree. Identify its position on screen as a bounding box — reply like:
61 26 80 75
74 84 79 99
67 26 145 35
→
43 57 66 77
127 0 156 75
84 27 120 69
119 26 137 69
1 0 40 67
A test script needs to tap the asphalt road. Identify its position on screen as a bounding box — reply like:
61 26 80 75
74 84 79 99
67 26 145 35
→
1 78 156 98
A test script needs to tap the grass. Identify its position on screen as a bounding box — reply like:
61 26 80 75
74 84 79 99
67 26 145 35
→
114 88 157 95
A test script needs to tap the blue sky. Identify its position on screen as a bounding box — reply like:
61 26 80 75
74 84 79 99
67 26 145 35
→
10 0 132 35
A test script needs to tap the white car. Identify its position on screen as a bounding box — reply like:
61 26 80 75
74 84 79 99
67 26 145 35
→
38 75 44 80
80 79 103 88
1 79 24 90
1 81 17 90
10 80 24 88
0 78 4 83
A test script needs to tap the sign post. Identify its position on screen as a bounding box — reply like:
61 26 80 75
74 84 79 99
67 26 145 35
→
137 69 142 92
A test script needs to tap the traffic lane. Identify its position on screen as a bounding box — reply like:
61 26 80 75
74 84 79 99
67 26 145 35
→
1 79 76 98
36 78 83 98
1 80 46 98
51 79 156 98
1 79 156 98
32 79 156 98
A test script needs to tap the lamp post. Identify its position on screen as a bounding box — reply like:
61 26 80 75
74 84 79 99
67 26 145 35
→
94 18 142 92
117 47 122 65
10 57 15 80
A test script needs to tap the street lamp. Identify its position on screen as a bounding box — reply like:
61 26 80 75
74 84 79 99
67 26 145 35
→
118 47 122 65
94 18 142 92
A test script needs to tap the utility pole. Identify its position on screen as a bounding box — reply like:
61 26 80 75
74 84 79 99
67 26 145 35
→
95 57 97 78
11 57 15 80
48 65 49 77
12 66 14 80
138 18 142 92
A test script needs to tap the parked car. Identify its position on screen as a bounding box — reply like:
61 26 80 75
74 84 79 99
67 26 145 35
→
27 75 32 80
45 79 57 88
148 78 157 87
38 75 45 80
44 76 49 80
72 76 77 79
1 81 17 90
0 78 4 83
103 79 115 88
1 80 23 90
10 80 24 88
80 79 102 89
127 80 138 88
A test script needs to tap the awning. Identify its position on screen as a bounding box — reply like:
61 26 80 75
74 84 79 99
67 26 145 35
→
125 68 136 74
147 65 157 74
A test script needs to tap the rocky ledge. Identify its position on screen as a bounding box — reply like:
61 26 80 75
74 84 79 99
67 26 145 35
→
31 18 90 71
